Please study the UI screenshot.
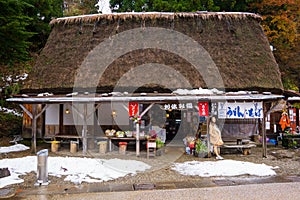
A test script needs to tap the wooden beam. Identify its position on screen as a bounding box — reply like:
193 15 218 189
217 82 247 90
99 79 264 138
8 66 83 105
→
140 103 155 117
36 105 48 119
59 104 64 135
136 122 140 157
71 104 84 119
135 103 154 157
70 103 97 154
207 117 211 158
31 104 37 154
19 104 33 119
19 104 48 154
82 104 88 155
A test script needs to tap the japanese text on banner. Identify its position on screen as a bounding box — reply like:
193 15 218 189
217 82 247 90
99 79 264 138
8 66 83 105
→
129 102 138 116
218 102 263 119
198 102 209 116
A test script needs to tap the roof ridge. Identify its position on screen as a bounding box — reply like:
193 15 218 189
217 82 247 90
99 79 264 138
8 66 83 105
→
50 12 261 25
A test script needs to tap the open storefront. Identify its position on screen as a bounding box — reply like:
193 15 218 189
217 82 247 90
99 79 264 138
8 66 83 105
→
8 92 283 157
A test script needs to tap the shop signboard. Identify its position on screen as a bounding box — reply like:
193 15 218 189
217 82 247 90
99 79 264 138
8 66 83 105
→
129 102 138 117
218 102 263 119
162 103 193 110
198 102 209 116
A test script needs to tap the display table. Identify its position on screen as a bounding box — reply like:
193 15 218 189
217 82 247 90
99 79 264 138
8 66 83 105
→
106 137 147 152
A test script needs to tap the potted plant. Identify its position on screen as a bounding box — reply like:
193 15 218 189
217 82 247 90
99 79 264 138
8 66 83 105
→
282 128 300 148
195 139 208 158
156 138 165 156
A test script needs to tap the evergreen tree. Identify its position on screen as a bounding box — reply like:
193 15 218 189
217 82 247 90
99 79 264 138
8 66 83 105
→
0 0 34 64
110 0 221 12
0 0 63 65
24 0 63 52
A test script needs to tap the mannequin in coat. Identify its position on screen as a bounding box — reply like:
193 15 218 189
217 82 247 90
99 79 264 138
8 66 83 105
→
209 116 224 160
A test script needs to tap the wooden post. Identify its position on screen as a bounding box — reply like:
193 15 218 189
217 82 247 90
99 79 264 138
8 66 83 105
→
59 104 64 134
82 104 88 155
31 104 37 154
262 102 267 158
207 117 211 158
134 103 154 157
72 103 96 154
136 123 140 157
19 104 48 154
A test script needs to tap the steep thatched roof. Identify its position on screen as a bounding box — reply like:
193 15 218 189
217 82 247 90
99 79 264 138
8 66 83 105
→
23 12 283 94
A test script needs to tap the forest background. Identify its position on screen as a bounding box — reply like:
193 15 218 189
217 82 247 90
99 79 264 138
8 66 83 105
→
0 0 299 135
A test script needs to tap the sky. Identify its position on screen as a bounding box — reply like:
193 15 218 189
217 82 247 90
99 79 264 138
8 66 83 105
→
96 0 112 14
0 144 278 189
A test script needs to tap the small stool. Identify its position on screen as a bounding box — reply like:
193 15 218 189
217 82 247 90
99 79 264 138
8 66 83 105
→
51 141 60 153
147 139 156 159
119 142 127 154
70 141 77 153
242 148 251 155
98 141 107 154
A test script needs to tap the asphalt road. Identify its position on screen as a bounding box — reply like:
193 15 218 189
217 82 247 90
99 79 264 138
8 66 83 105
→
20 182 300 200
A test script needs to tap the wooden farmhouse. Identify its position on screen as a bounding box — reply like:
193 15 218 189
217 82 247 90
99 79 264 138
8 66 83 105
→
7 12 284 156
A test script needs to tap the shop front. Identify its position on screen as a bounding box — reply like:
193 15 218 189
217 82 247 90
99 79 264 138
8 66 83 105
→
8 92 283 157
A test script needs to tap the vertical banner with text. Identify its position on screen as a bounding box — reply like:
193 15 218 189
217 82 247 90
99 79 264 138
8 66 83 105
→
129 102 139 117
198 102 209 117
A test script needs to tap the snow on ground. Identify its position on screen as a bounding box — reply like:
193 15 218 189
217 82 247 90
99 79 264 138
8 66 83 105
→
172 160 277 177
0 155 151 188
0 145 278 189
0 144 29 153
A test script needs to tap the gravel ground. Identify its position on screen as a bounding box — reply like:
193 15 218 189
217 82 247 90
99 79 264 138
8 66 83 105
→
1 136 300 194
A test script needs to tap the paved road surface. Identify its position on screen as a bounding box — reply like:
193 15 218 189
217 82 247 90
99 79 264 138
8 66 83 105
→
20 182 300 200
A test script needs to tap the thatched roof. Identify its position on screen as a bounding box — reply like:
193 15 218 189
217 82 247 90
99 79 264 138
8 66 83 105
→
23 12 283 94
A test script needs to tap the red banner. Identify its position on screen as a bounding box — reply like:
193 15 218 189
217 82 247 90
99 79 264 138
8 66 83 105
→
129 102 139 117
198 102 209 116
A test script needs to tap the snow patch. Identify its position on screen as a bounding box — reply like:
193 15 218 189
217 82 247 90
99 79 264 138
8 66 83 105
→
0 156 151 188
0 144 29 153
172 160 277 177
0 106 22 117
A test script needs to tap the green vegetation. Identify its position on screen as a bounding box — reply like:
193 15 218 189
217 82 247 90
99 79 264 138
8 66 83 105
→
195 139 208 154
0 112 22 136
0 0 34 65
0 0 63 65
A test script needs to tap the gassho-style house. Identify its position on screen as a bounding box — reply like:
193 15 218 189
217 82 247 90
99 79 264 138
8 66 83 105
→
7 12 284 157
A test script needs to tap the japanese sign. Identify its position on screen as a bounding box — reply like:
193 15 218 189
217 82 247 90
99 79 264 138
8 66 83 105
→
198 102 209 116
128 102 138 116
218 102 263 119
162 103 194 110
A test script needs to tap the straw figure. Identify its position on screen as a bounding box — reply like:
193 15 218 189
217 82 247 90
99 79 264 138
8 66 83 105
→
279 111 291 131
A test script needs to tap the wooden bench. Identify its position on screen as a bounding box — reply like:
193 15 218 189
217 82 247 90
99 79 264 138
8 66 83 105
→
43 134 82 148
54 135 81 140
222 143 256 155
221 138 256 155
